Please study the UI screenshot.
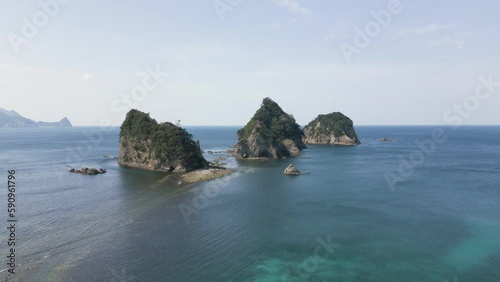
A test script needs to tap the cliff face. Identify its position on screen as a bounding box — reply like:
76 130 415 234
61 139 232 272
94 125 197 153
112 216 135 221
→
0 108 72 128
118 110 208 172
303 112 360 145
233 98 306 159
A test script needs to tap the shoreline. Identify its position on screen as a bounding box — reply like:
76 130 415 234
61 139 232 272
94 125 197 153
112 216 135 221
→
181 167 235 184
119 163 235 184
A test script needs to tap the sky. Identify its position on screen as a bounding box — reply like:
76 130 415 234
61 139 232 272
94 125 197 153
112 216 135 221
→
1 0 500 126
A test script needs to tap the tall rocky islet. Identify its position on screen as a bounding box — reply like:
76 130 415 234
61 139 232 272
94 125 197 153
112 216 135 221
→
232 98 307 159
118 110 208 172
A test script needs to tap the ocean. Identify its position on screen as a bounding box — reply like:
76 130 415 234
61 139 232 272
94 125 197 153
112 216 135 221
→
0 126 499 281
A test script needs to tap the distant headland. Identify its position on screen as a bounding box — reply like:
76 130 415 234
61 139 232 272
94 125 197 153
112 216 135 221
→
0 108 72 128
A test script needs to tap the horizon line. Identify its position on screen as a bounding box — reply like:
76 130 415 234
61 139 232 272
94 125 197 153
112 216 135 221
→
67 124 500 127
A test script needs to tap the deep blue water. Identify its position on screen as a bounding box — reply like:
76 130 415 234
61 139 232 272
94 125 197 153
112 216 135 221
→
0 126 499 281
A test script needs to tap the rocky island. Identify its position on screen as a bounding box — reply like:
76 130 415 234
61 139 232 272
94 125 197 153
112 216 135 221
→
119 109 233 183
303 112 360 145
232 98 306 159
69 167 107 175
284 164 301 175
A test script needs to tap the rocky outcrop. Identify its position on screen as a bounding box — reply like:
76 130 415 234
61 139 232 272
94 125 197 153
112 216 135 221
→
69 167 107 175
303 112 360 145
0 108 72 128
233 98 306 159
118 110 208 172
181 167 235 184
284 164 301 175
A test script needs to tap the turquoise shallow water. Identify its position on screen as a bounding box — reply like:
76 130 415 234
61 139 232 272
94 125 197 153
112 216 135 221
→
0 126 499 281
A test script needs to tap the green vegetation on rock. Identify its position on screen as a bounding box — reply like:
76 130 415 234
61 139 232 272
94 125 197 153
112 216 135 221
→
234 98 306 159
303 112 360 145
119 109 208 172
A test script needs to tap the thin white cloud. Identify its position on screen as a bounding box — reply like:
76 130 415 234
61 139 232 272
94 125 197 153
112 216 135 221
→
272 0 311 16
81 73 94 81
427 36 466 50
135 71 147 77
398 23 457 36
323 23 347 42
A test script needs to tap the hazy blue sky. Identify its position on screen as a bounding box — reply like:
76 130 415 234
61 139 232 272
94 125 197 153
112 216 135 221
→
1 0 499 126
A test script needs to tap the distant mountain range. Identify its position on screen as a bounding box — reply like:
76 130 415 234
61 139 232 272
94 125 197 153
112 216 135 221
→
0 108 72 128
